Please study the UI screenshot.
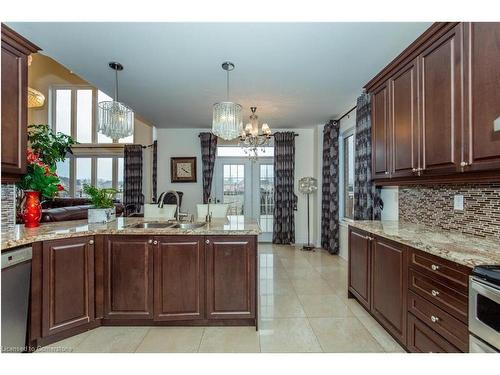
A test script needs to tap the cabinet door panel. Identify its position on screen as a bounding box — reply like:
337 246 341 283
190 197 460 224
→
464 22 500 171
103 236 153 319
1 42 27 178
390 59 419 178
42 236 94 337
206 236 256 319
371 237 407 345
407 313 460 353
420 24 462 175
154 236 205 321
372 84 390 178
348 228 371 309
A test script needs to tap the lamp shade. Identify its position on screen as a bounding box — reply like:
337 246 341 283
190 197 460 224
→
298 177 318 194
98 100 134 140
212 101 243 140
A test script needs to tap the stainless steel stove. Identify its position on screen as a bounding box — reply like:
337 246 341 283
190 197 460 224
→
469 265 500 352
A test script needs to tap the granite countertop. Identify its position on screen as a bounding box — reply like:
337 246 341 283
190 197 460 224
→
1 217 262 251
348 220 500 268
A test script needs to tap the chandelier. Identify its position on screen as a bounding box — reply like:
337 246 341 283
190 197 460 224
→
97 62 134 140
239 107 272 161
212 61 243 140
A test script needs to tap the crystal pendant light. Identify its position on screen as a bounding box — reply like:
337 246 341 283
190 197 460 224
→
212 61 243 140
98 62 134 140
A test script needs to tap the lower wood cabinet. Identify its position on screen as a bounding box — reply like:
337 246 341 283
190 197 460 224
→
407 313 460 353
102 235 154 320
206 236 257 320
40 236 95 338
371 237 407 345
348 228 372 309
154 236 205 321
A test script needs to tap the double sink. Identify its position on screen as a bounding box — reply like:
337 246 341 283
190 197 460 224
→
128 222 207 230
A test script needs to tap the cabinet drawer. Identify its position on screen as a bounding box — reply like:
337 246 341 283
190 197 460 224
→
408 248 470 293
408 290 468 352
407 313 460 353
408 268 468 323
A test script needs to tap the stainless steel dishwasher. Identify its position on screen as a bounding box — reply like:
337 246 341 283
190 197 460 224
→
1 246 32 353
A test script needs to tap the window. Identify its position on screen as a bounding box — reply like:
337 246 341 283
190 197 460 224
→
217 146 274 157
341 131 355 219
52 85 133 200
52 86 134 144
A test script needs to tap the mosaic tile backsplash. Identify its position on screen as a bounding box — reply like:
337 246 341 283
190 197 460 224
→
399 183 500 239
1 184 16 235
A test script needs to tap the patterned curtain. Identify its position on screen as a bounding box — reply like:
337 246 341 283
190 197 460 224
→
273 132 297 244
354 93 382 220
321 120 340 254
199 132 218 204
152 140 158 203
124 144 143 213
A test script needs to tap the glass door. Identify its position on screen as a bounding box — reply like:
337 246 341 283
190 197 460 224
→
254 160 274 242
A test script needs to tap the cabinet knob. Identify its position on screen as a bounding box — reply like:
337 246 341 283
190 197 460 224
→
205 239 210 244
431 289 440 297
431 264 440 271
89 239 94 245
460 161 469 167
384 171 389 175
153 240 158 245
430 315 440 323
412 168 417 173
148 239 153 244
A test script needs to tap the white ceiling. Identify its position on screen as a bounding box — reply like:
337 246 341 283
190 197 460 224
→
8 22 431 128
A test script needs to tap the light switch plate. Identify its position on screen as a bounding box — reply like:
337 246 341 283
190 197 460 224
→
494 116 500 132
454 195 464 211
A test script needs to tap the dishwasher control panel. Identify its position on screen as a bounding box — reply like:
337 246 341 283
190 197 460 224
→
1 247 32 269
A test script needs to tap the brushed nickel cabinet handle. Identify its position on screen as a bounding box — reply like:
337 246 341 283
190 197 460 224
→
205 239 210 244
431 264 440 271
153 240 158 245
89 239 94 245
431 289 439 297
412 168 417 172
430 315 440 323
148 239 153 244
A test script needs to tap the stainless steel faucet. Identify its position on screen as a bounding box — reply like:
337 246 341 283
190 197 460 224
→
159 190 180 222
206 197 212 223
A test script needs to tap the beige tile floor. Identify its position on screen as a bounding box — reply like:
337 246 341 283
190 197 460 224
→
37 243 404 353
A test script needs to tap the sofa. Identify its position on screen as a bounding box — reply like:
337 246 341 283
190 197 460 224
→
39 197 125 223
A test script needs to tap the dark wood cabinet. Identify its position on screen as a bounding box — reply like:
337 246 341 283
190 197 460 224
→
390 58 419 178
41 237 95 338
371 237 407 345
348 228 371 309
206 236 257 320
154 236 205 321
1 24 39 182
463 22 500 172
419 24 462 176
372 83 391 179
103 235 154 320
407 313 460 353
366 22 500 184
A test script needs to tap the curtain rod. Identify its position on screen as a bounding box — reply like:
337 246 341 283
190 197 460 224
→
336 105 357 122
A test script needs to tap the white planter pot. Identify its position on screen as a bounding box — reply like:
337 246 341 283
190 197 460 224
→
88 207 116 223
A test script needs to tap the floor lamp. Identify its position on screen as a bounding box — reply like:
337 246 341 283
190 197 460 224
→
299 177 318 251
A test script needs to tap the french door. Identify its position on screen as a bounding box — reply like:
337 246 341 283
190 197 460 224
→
213 157 274 242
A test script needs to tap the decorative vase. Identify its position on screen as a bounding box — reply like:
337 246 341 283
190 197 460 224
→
22 190 42 228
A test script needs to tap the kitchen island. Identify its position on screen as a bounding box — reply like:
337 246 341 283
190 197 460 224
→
1 218 260 348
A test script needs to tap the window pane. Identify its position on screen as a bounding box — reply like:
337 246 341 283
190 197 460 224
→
97 90 114 143
55 89 71 136
259 164 274 233
56 159 70 197
217 146 273 157
344 135 354 219
75 158 92 197
117 157 124 202
97 158 113 189
76 89 93 143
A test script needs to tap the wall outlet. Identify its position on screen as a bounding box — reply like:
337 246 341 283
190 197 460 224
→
454 194 464 211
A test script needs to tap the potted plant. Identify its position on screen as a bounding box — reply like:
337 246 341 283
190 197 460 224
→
83 184 118 223
16 125 75 227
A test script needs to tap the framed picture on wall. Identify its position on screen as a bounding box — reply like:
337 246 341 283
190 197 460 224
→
171 157 197 183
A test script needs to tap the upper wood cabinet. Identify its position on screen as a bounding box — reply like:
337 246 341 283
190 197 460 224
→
154 236 205 321
463 22 500 172
372 83 391 179
366 22 500 184
390 58 419 178
1 24 39 182
41 236 95 338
